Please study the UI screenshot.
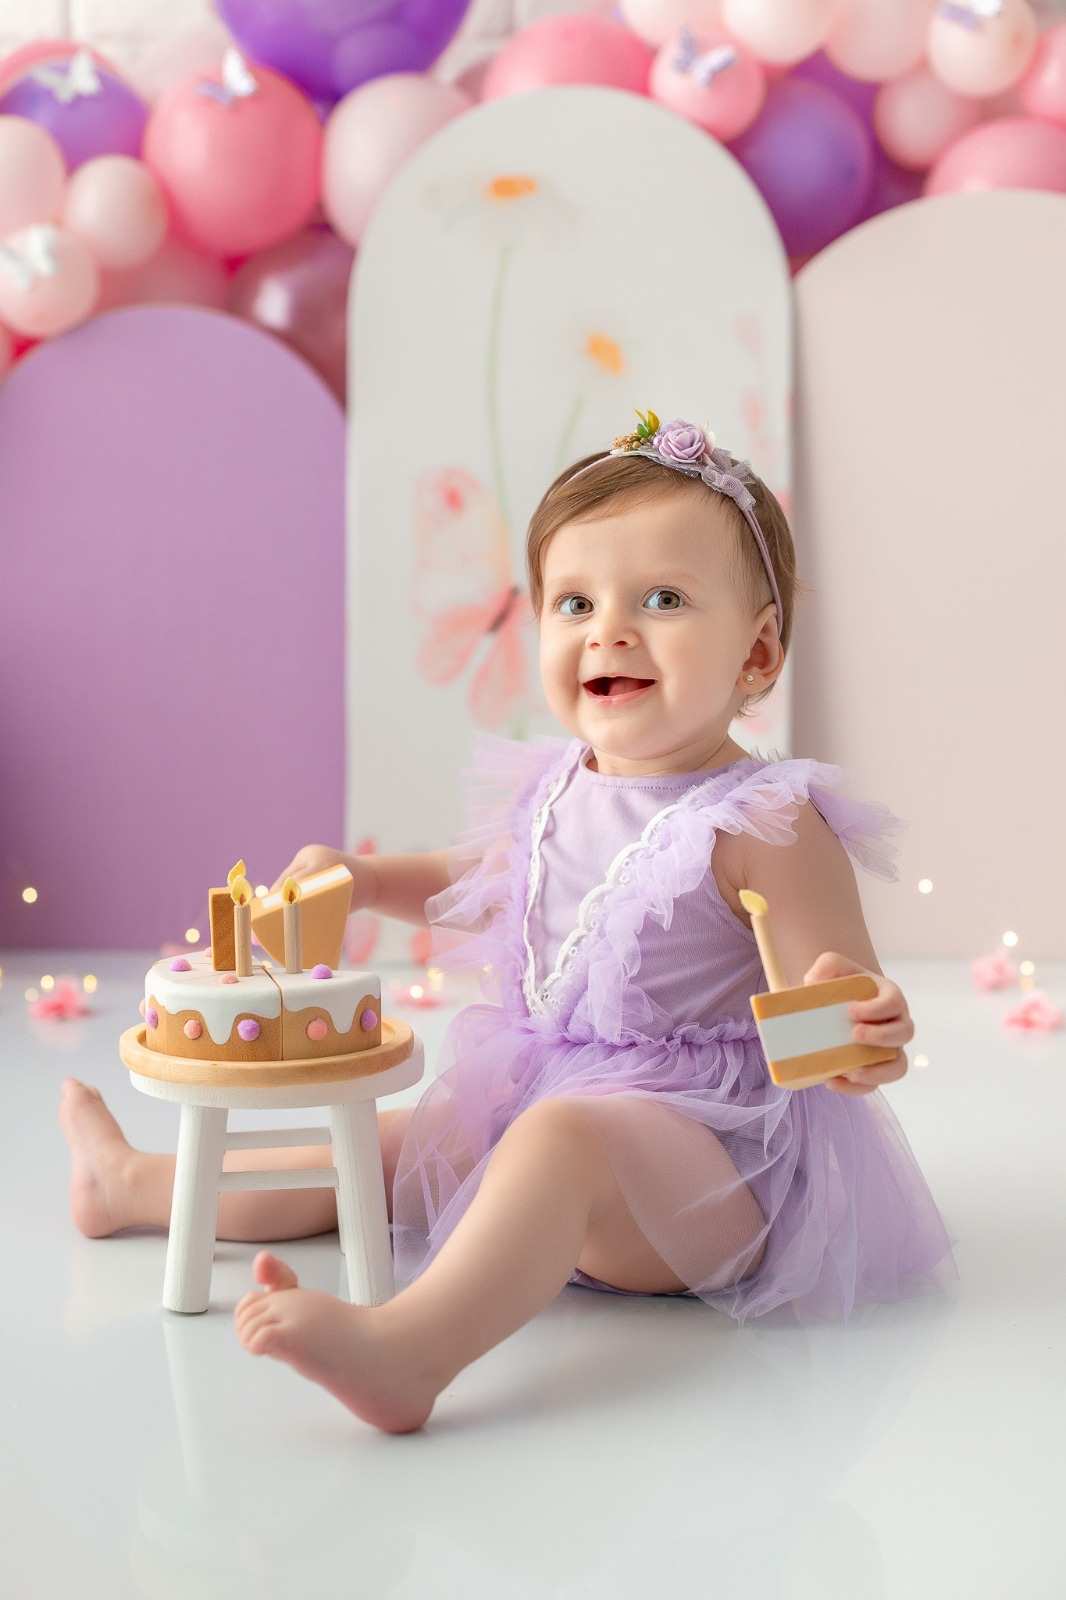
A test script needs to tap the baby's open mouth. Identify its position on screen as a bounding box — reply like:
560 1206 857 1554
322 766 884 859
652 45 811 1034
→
583 676 656 699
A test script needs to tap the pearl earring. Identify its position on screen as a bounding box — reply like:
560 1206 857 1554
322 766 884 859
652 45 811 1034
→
745 674 754 683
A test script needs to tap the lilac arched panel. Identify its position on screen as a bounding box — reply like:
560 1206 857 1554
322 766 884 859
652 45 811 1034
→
0 306 346 950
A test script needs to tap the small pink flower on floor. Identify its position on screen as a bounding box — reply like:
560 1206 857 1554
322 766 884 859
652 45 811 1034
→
1002 991 1063 1033
972 950 1018 991
29 980 90 1021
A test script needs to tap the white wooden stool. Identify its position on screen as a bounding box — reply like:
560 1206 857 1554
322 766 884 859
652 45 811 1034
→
118 1020 424 1315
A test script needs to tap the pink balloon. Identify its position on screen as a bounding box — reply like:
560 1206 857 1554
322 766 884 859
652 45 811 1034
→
0 38 115 95
322 75 470 247
0 320 14 377
228 226 355 403
651 28 766 139
825 0 929 83
720 0 840 66
64 156 168 270
143 61 322 257
874 65 980 171
927 0 1037 99
621 0 724 47
0 117 66 234
1018 23 1066 126
482 15 654 98
0 224 99 337
95 235 229 313
926 115 1066 195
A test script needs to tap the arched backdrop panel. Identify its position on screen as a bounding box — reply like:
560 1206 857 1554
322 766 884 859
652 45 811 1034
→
0 307 346 950
347 85 793 955
793 191 1066 959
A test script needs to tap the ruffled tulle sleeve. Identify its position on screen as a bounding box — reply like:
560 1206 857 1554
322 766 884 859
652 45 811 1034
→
424 732 574 988
714 756 907 882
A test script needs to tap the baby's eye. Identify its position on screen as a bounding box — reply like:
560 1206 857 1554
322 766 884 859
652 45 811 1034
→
643 588 685 612
556 594 593 617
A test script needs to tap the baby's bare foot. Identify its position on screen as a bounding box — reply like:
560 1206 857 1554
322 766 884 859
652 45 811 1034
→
58 1078 138 1238
235 1252 443 1435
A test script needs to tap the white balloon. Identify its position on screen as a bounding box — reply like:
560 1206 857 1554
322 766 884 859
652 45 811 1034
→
721 0 842 65
621 0 724 47
826 0 932 83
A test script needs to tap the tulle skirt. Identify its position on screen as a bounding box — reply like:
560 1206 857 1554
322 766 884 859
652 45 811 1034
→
390 998 960 1327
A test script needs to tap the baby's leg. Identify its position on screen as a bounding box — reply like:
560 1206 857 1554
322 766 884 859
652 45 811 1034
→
58 1078 412 1242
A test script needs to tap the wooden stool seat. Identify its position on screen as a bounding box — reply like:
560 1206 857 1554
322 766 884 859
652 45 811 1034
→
118 1021 425 1314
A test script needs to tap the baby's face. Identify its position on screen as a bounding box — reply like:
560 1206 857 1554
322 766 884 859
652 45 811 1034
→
538 489 772 770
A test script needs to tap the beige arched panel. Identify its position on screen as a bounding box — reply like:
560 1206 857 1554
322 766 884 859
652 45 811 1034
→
793 192 1066 959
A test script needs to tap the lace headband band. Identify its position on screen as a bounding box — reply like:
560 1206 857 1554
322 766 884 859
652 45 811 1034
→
561 411 783 638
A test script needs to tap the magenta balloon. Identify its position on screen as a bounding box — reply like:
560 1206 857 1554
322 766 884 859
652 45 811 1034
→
218 0 472 101
227 226 355 403
729 79 874 257
791 50 877 125
0 57 147 169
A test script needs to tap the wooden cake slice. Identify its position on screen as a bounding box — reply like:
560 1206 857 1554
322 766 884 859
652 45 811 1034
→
251 863 353 969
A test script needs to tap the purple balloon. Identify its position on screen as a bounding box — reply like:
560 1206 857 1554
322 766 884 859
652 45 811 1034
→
228 225 355 404
0 58 147 169
790 51 877 126
218 0 473 102
729 79 874 259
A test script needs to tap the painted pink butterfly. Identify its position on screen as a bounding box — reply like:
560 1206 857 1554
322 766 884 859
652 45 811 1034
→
412 467 532 729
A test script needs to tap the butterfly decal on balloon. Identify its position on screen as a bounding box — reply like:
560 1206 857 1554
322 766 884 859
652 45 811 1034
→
935 0 1004 27
673 28 739 87
196 47 259 106
0 224 59 291
30 48 101 105
411 467 533 730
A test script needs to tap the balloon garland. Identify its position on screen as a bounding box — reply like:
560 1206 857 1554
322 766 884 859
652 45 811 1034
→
0 1 1064 391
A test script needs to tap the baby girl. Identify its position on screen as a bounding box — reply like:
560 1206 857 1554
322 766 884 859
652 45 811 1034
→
60 411 956 1434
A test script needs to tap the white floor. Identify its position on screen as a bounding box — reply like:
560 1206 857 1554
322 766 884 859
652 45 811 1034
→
2 949 1064 1600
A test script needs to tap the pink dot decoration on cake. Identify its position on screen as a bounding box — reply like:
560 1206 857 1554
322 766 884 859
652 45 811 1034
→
169 957 191 972
311 964 332 979
221 973 238 984
306 1018 328 1041
237 1018 261 1041
183 1019 202 1040
360 1008 378 1031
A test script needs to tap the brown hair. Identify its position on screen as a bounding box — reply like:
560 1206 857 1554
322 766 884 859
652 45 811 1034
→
524 453 808 717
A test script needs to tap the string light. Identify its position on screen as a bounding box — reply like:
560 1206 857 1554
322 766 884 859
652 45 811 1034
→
184 927 200 945
24 987 38 1003
82 975 98 994
1002 930 1019 948
255 884 269 898
917 879 933 895
914 1054 929 1070
427 966 444 992
22 886 38 904
40 975 55 991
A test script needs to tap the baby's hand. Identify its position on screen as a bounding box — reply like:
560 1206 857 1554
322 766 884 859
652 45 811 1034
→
269 844 349 895
803 951 914 1098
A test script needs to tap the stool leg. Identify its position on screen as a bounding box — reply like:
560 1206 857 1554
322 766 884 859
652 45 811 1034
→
329 1101 394 1307
164 1104 229 1315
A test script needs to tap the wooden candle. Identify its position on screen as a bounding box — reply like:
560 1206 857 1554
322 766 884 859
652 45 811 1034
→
230 874 254 978
282 876 303 974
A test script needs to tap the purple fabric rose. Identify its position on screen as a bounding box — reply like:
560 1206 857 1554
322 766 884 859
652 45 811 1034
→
653 420 711 466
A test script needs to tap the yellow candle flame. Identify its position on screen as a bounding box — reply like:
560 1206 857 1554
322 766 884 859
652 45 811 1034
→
738 889 768 917
230 874 253 907
227 859 246 890
282 876 302 905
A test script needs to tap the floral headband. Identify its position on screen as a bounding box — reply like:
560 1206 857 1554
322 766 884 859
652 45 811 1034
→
564 410 783 637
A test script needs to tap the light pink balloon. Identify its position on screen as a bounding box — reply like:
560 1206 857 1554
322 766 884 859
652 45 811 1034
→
651 28 766 139
927 0 1037 98
720 0 841 66
95 235 229 313
926 115 1066 195
322 74 470 248
621 0 724 47
0 117 66 234
0 224 99 337
64 156 168 270
1018 23 1066 126
875 65 980 171
825 0 930 83
144 62 322 257
482 15 654 98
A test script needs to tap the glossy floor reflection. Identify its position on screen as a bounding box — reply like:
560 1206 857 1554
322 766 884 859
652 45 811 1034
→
2 951 1063 1599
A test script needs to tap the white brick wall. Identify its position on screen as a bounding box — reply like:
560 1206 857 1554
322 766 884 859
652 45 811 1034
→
0 0 610 90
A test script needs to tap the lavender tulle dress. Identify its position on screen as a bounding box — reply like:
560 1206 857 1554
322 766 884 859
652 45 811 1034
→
390 734 958 1326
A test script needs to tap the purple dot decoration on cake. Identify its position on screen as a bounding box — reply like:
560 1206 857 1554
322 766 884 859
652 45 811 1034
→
237 1019 261 1042
169 957 191 972
311 964 332 980
360 1008 378 1032
146 1007 159 1029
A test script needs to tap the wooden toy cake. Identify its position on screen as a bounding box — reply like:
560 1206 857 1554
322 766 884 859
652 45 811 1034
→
140 861 382 1065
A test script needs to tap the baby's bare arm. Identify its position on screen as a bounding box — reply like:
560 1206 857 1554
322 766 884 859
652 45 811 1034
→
351 850 455 928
